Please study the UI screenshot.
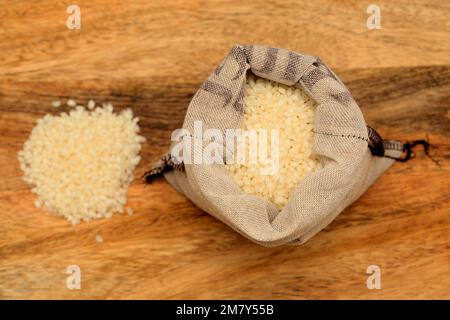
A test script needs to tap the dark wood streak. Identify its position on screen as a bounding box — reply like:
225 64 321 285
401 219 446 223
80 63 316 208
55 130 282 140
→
340 66 450 135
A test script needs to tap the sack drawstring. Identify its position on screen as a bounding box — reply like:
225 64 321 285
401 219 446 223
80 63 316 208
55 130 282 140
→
393 140 430 162
367 126 431 162
143 154 184 183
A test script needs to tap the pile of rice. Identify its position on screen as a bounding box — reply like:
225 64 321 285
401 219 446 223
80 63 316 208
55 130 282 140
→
227 76 322 210
18 101 145 225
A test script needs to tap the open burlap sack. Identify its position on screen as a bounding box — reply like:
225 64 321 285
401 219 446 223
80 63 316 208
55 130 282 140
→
146 45 413 247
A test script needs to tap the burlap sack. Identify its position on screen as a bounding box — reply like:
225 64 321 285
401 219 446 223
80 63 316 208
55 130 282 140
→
146 45 409 247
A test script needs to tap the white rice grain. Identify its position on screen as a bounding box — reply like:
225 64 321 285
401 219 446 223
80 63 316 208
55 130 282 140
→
95 234 104 243
51 100 61 108
87 99 95 109
66 99 77 107
126 208 134 216
227 75 322 210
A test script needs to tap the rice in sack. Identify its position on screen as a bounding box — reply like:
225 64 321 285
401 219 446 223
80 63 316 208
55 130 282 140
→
145 45 421 247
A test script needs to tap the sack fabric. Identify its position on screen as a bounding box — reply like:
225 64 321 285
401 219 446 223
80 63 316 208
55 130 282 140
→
163 45 403 247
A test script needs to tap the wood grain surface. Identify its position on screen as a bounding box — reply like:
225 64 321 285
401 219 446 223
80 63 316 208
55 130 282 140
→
0 0 449 299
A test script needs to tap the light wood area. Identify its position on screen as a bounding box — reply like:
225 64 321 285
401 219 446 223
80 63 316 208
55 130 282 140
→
0 0 449 299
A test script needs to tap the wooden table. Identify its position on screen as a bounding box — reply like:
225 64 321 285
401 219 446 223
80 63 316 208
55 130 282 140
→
0 0 449 299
